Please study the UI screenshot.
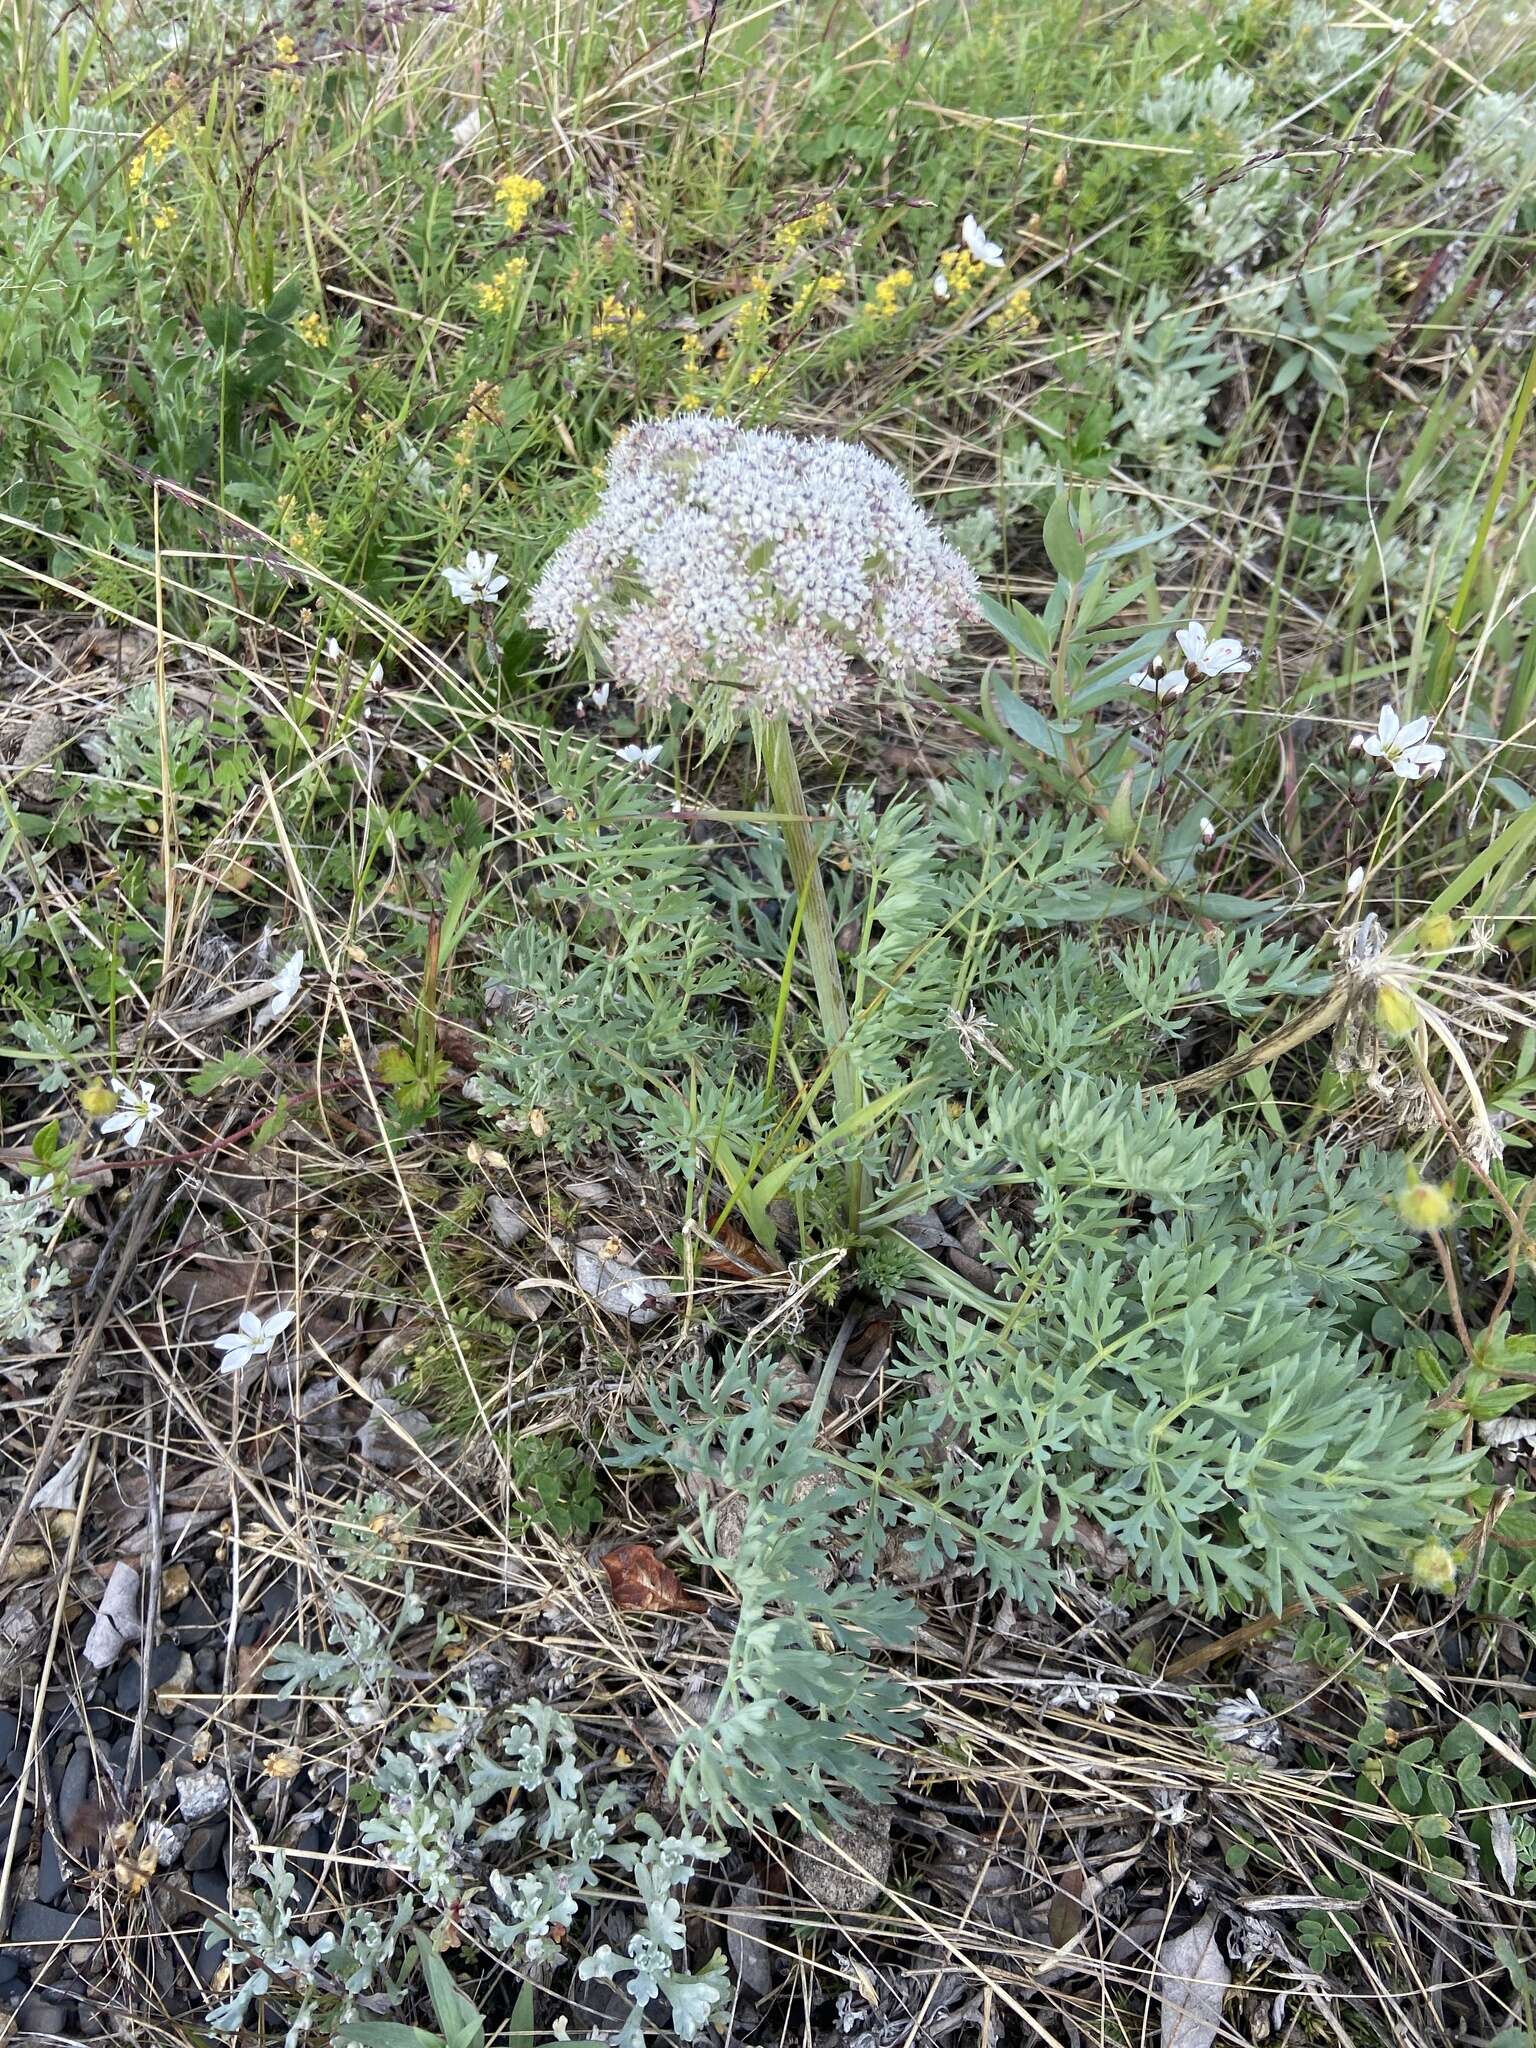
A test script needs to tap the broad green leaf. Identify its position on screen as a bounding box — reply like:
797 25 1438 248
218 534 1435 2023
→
992 680 1068 761
1043 493 1087 584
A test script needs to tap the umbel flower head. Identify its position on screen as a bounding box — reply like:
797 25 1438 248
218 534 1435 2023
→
525 415 981 722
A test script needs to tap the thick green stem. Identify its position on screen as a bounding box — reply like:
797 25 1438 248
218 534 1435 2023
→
757 714 863 1229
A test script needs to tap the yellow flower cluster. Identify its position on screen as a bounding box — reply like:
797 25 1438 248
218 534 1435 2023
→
126 122 173 189
772 199 834 256
986 283 1038 337
495 172 545 233
271 33 300 67
677 331 704 410
789 273 841 321
452 379 504 468
294 310 329 348
474 256 529 315
150 204 178 232
733 270 773 343
937 246 987 298
592 294 646 340
863 267 914 320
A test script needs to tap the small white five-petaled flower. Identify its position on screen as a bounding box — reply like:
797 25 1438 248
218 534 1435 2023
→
614 743 663 772
101 1080 162 1150
1358 703 1445 782
1176 620 1252 679
1128 660 1191 701
213 1307 296 1376
961 214 1005 267
441 549 509 607
1199 817 1216 844
255 949 305 1030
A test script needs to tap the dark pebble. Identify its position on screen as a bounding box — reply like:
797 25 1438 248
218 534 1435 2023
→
56 1748 95 1843
233 1615 263 1648
184 1823 227 1874
259 1573 297 1620
85 1709 111 1736
8 1900 101 1952
0 1712 17 1754
15 1992 73 2033
192 1869 229 1985
193 1647 219 1684
116 1642 186 1715
0 1946 18 1988
36 1832 71 1906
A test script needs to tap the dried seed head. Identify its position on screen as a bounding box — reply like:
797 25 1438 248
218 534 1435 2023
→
525 415 981 722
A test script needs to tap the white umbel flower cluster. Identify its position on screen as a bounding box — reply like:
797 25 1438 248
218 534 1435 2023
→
525 416 981 721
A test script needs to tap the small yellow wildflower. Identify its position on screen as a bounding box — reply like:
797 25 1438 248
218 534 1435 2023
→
986 283 1039 337
733 270 774 342
615 198 638 239
495 171 545 234
789 273 841 321
151 204 179 231
294 310 329 348
677 330 704 410
591 293 646 340
1375 983 1418 1039
271 33 300 65
1397 1179 1455 1233
936 246 987 299
80 1082 119 1121
746 362 771 386
772 200 834 256
1417 913 1457 954
864 267 914 319
1407 1539 1457 1597
474 256 529 316
126 122 173 189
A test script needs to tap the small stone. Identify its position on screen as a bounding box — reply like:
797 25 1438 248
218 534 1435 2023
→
37 1831 70 1905
183 1822 226 1874
176 1769 230 1825
789 1797 892 1914
152 1650 196 1712
145 1821 187 1869
192 1869 229 1985
16 1992 73 2034
9 1900 101 1953
117 1640 186 1714
56 1747 95 1843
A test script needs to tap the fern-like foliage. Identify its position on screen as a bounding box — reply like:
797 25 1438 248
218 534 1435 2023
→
617 1346 917 1832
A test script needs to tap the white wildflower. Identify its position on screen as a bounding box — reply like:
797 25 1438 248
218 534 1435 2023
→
1176 619 1251 679
1345 865 1366 896
1358 703 1445 782
442 548 509 607
583 681 612 712
1199 817 1216 844
961 213 1005 267
212 1306 296 1376
254 949 305 1030
614 743 664 772
931 270 951 301
1128 658 1192 701
450 106 483 148
525 416 980 723
101 1079 162 1150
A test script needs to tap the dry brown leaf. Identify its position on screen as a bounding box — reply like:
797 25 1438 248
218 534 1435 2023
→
1159 1916 1230 2048
599 1543 704 1614
83 1559 143 1670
